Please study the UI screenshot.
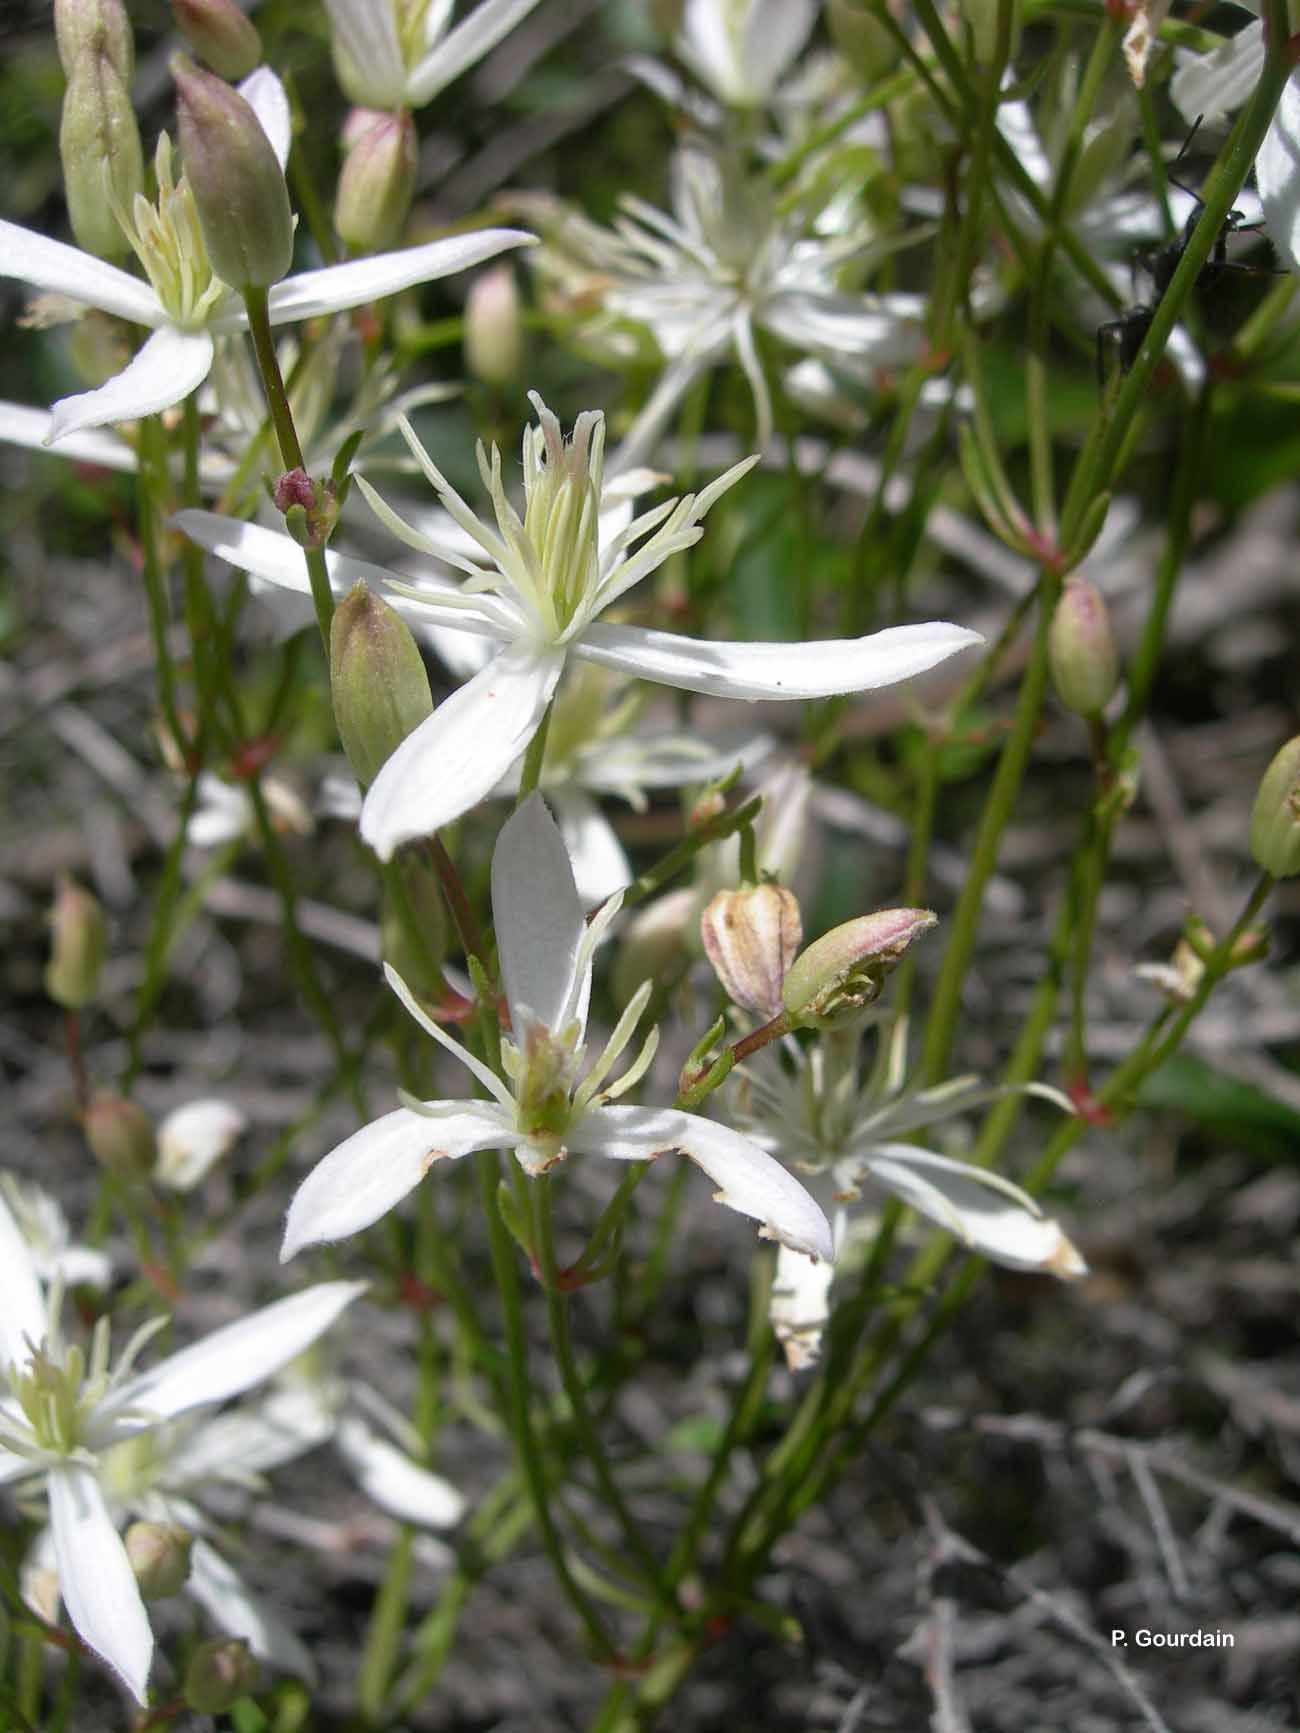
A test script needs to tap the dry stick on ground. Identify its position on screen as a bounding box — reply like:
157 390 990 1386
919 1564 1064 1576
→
913 1499 974 1733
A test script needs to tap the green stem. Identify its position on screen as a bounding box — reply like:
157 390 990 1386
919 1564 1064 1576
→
516 700 554 805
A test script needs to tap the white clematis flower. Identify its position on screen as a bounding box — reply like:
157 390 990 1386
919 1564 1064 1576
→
0 73 533 443
0 1174 112 1292
0 1184 363 1704
325 0 544 111
282 793 834 1264
674 0 819 109
176 394 979 860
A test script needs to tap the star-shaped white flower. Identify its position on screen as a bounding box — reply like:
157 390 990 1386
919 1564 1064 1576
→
325 0 544 110
674 0 818 109
0 1186 363 1704
282 793 834 1264
0 69 533 443
176 393 980 860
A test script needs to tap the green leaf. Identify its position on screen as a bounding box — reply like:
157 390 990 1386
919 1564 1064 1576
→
1138 1054 1300 1158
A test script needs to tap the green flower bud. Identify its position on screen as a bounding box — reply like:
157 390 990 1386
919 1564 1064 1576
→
827 0 896 82
59 49 144 260
125 1521 194 1599
1048 577 1119 719
382 858 448 999
330 581 434 787
172 53 294 288
1249 736 1300 878
465 262 524 387
84 1093 157 1180
335 109 417 253
184 1638 259 1714
172 0 262 80
612 887 696 1005
700 884 802 1020
782 908 937 1028
45 877 106 1011
55 0 133 79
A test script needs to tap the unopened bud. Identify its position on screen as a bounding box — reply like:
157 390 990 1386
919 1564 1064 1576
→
701 884 802 1020
46 878 106 1010
1048 576 1119 718
1135 936 1204 1005
330 582 434 786
55 0 133 78
172 0 262 80
172 53 293 288
613 887 695 1004
84 1093 157 1179
156 1098 247 1190
335 109 416 252
184 1638 259 1714
125 1521 193 1599
827 0 896 80
382 859 448 998
60 49 144 259
689 787 727 829
782 908 937 1028
1249 736 1300 878
465 263 523 386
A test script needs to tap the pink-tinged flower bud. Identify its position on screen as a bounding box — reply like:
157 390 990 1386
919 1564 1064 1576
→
465 263 524 386
84 1093 157 1179
55 0 133 79
185 1638 259 1714
172 0 262 81
125 1521 194 1599
330 581 434 787
782 908 937 1028
156 1098 247 1190
59 47 144 260
45 877 106 1010
1048 576 1119 719
172 53 293 288
701 884 803 1020
335 109 417 252
1249 736 1300 878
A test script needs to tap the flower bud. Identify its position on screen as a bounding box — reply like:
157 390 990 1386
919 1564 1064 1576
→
612 887 695 1005
55 0 133 79
330 581 434 787
125 1521 193 1599
335 109 417 252
827 0 896 81
172 0 263 80
84 1093 157 1180
782 908 937 1028
156 1098 247 1190
701 884 802 1020
1048 576 1119 719
45 878 106 1011
1249 736 1300 878
465 263 524 387
184 1638 259 1714
59 48 144 260
382 859 448 999
172 53 294 288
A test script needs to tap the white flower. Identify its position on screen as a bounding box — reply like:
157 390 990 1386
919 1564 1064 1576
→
176 394 979 860
156 1100 249 1191
186 771 314 849
325 0 544 111
1170 4 1265 127
0 1186 363 1703
733 1019 1086 1366
0 71 533 442
674 0 818 109
0 1174 112 1292
282 793 834 1264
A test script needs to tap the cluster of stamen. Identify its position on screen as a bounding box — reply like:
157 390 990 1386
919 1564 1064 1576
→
114 135 227 329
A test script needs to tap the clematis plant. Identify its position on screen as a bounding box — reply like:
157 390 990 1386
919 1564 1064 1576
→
176 393 980 860
324 0 544 112
281 793 833 1264
0 1187 363 1704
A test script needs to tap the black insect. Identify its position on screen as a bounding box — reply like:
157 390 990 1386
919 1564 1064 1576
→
1095 118 1272 382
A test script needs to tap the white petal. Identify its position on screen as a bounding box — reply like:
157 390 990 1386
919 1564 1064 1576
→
360 643 565 860
238 67 292 169
383 965 515 1107
282 1105 514 1260
407 0 544 104
1170 20 1265 126
864 1144 1087 1278
604 349 709 479
571 1104 833 1261
336 1416 466 1527
323 0 405 106
48 1463 152 1704
0 220 165 327
770 1243 834 1371
742 0 818 98
0 1185 46 1367
265 230 537 326
187 1538 317 1682
163 1387 335 1484
49 327 215 442
51 1246 114 1290
0 403 140 471
492 792 588 1034
156 1098 248 1191
573 619 982 701
108 1282 366 1422
1258 77 1300 274
555 791 632 904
